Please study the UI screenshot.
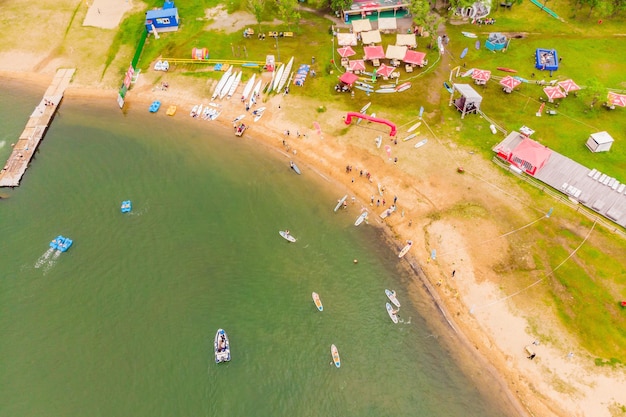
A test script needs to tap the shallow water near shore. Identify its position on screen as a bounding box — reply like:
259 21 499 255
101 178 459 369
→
0 80 512 417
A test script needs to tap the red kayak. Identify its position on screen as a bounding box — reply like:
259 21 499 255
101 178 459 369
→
497 67 517 73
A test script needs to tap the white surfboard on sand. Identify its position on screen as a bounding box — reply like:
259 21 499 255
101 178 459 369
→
407 121 421 132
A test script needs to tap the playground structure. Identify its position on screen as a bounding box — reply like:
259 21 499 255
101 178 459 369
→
529 0 561 19
485 33 508 51
457 0 491 20
344 112 397 137
535 48 559 71
192 48 209 60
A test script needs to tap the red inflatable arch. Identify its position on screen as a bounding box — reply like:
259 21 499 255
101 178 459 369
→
344 112 397 137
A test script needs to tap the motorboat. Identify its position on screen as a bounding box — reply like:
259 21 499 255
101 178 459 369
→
214 329 231 363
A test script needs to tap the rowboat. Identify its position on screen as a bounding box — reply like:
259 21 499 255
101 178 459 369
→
331 344 341 368
312 292 323 311
214 329 231 363
403 133 417 142
407 121 421 132
414 139 428 149
354 211 368 226
385 289 401 308
211 67 233 100
279 230 296 242
241 74 256 101
386 302 399 324
398 240 413 258
462 31 478 38
334 194 348 212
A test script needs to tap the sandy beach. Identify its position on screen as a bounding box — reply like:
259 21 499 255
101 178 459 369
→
1 1 625 415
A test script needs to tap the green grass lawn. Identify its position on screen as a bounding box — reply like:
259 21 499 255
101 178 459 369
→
109 0 626 362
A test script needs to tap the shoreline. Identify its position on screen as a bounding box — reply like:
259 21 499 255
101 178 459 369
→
3 68 625 417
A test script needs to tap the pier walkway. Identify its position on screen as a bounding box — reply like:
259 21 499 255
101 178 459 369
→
0 68 75 187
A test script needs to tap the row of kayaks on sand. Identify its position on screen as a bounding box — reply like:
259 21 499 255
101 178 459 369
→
190 103 222 120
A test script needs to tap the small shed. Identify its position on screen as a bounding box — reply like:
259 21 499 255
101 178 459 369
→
449 84 482 119
586 131 614 153
145 8 179 33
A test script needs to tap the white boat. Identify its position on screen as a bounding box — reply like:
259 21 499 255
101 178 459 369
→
254 112 264 122
249 80 262 108
232 114 245 123
252 106 266 122
354 211 368 226
414 139 428 149
201 106 211 119
219 72 237 99
407 121 421 132
334 194 348 212
312 292 323 311
276 56 294 93
209 110 221 120
211 67 233 100
403 133 417 142
227 71 242 99
241 74 256 101
190 105 199 117
398 240 412 258
385 289 401 308
386 302 399 324
272 64 285 92
266 71 276 93
279 230 296 242
214 328 231 363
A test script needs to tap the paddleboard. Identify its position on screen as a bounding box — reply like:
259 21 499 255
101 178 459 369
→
475 40 481 50
414 139 428 149
375 88 396 94
380 205 396 219
461 68 474 77
386 302 399 324
334 194 348 212
403 133 417 142
290 161 301 175
359 102 371 113
462 31 477 38
375 136 382 148
354 85 374 93
331 344 341 368
312 292 323 311
279 230 296 242
419 106 424 119
497 67 518 73
460 47 468 59
354 211 368 226
232 114 245 123
407 122 421 132
385 289 401 308
398 240 413 258
395 82 411 92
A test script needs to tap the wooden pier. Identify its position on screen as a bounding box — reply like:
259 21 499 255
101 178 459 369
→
0 68 75 187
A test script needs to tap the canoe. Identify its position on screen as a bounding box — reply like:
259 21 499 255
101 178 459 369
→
407 121 421 132
354 211 368 226
331 344 341 368
290 161 301 175
334 194 348 212
497 67 518 73
354 85 373 93
460 47 468 59
312 292 323 311
386 303 399 324
279 230 296 242
385 289 401 308
166 105 177 116
395 82 411 92
403 133 417 142
414 139 428 149
398 240 413 258
462 31 478 38
443 82 453 93
214 329 231 363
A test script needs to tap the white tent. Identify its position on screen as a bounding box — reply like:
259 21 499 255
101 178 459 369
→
361 30 382 45
336 33 358 46
396 33 417 48
385 44 407 61
377 17 397 33
449 84 483 119
586 131 614 153
351 19 372 34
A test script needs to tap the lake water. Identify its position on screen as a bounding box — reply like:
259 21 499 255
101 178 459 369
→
0 78 514 417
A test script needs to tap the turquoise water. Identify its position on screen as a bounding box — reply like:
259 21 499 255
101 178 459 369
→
0 79 513 417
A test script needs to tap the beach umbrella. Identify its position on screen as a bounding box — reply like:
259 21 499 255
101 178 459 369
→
337 46 356 58
608 92 626 107
376 64 396 78
557 79 580 94
363 45 385 60
543 86 566 102
471 69 491 83
500 76 521 90
403 50 426 66
339 72 359 86
348 60 366 72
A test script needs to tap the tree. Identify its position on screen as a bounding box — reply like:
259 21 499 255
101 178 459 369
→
278 0 302 29
580 77 605 109
409 0 443 45
248 0 266 28
330 0 353 13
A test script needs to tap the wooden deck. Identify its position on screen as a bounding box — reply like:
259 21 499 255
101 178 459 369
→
494 131 626 228
0 68 75 188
